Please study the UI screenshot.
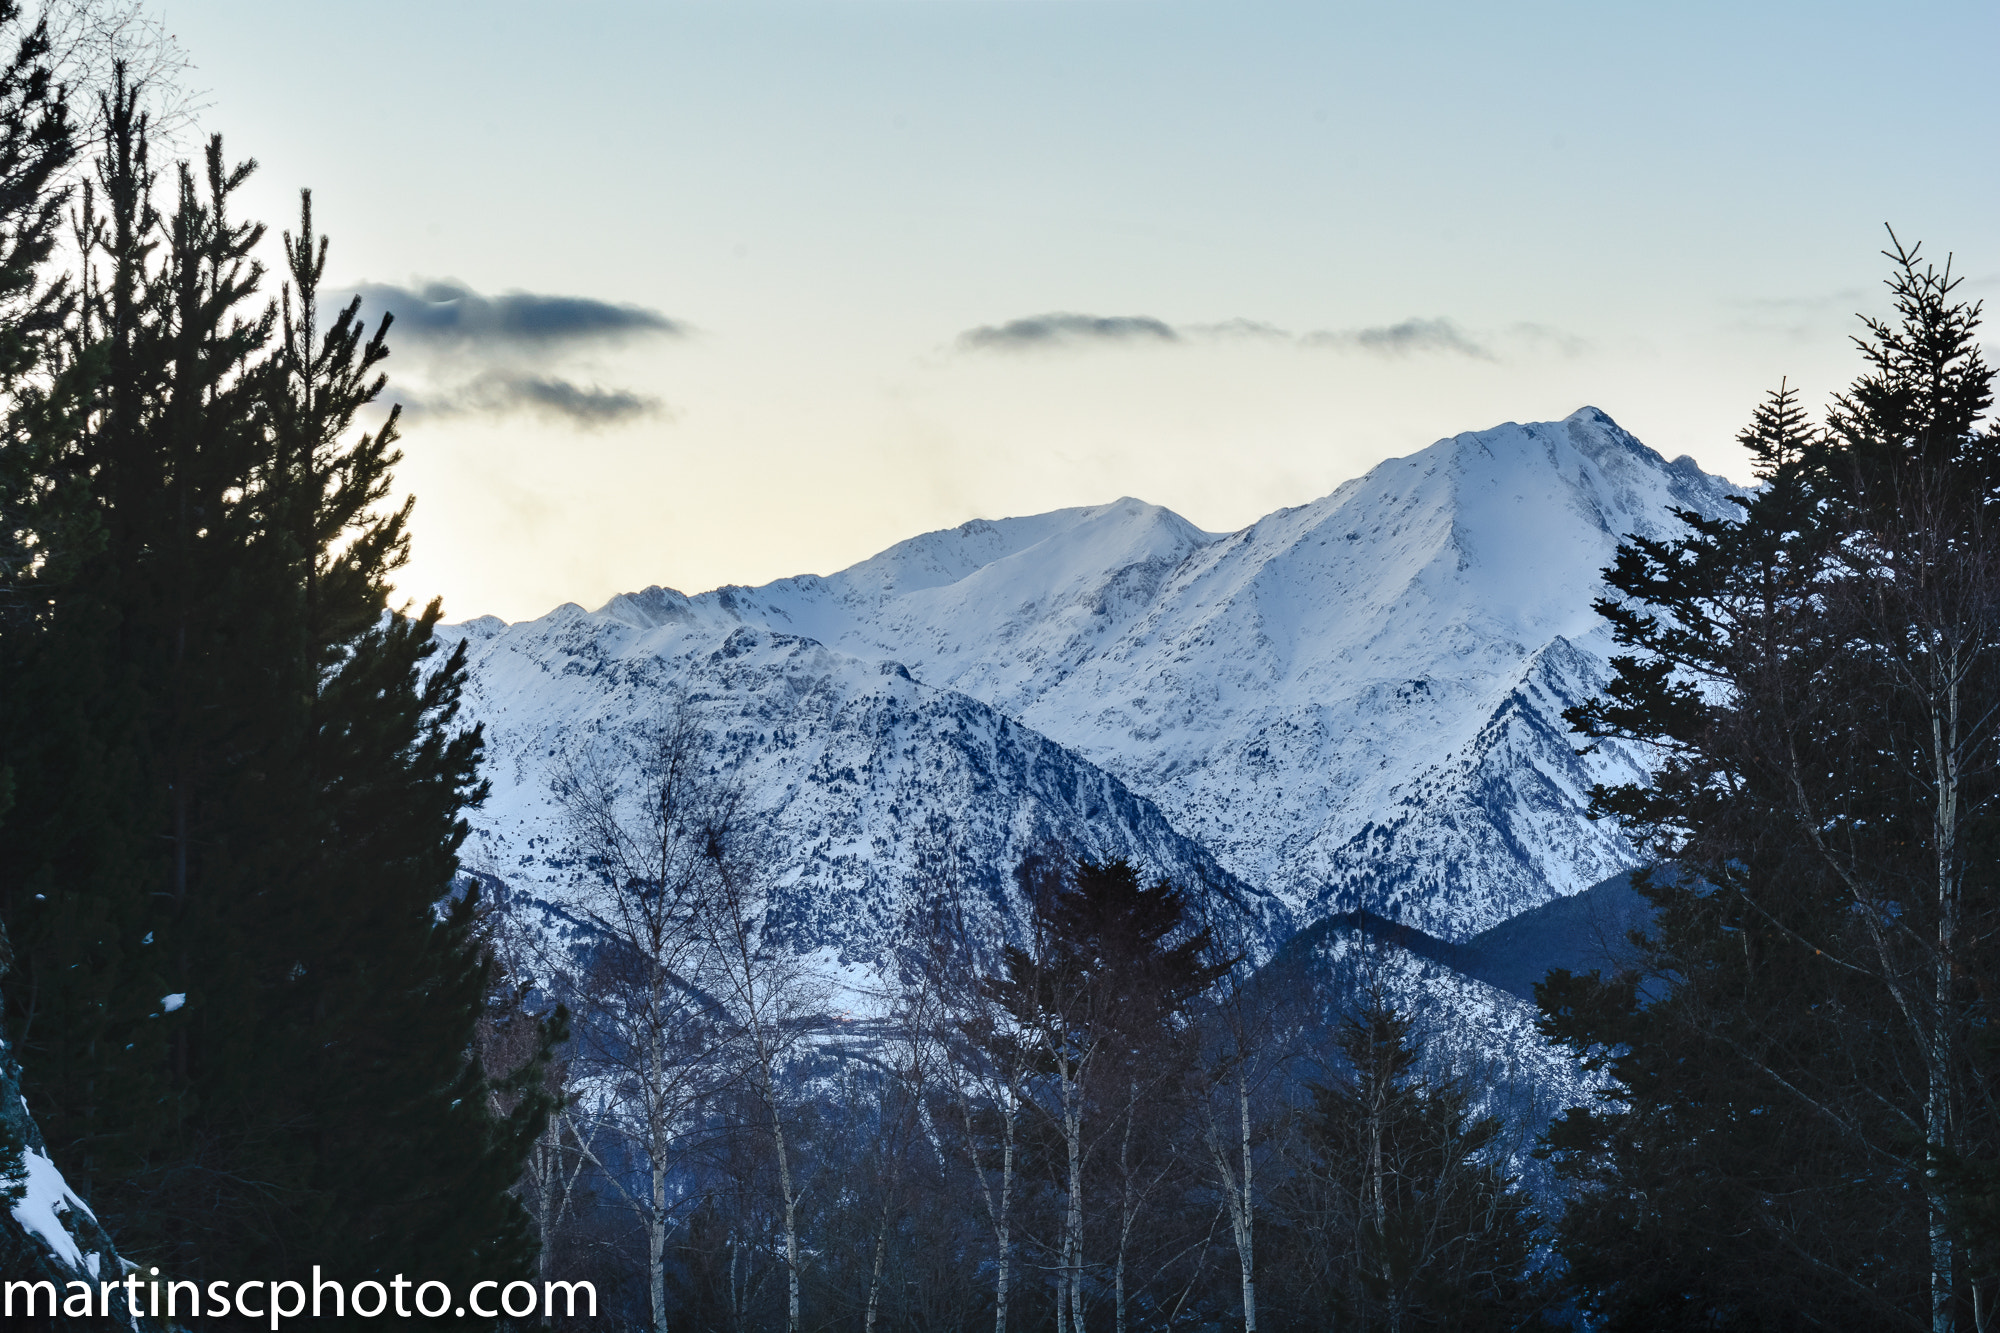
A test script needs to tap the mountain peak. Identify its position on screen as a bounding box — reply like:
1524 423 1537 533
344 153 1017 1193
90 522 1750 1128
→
824 497 1214 605
1563 403 1619 430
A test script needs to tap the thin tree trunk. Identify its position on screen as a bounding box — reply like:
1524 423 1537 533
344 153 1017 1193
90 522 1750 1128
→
998 1096 1015 1333
1117 1086 1134 1333
958 1084 1016 1333
1063 1071 1085 1333
650 1008 672 1333
768 1082 801 1333
865 1204 890 1333
1232 1071 1257 1333
567 1110 670 1333
651 1159 670 1333
530 1123 560 1325
1369 1064 1397 1333
1932 928 1956 1333
533 1141 552 1284
1930 669 1963 1333
729 1232 745 1333
740 984 800 1333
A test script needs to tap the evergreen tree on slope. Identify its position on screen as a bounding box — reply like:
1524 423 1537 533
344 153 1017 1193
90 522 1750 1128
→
1281 993 1547 1332
982 854 1230 1333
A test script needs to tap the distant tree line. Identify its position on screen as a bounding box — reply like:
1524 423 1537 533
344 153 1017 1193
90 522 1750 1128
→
511 717 1556 1333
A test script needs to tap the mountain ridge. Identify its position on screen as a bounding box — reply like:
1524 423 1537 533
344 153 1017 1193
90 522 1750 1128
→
446 406 1742 950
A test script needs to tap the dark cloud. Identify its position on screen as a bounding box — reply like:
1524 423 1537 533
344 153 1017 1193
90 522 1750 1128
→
340 280 680 430
957 312 1179 351
1301 317 1491 359
345 281 684 351
400 371 666 428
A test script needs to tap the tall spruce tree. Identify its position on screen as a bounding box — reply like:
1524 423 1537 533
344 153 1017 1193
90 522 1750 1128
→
0 66 553 1316
1547 236 2000 1331
0 0 77 1217
982 854 1231 1333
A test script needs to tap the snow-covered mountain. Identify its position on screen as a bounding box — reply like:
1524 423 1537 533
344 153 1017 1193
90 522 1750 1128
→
444 612 1285 963
445 406 1738 951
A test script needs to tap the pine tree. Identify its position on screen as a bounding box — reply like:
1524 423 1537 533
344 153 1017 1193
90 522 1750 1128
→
0 33 175 1224
0 3 72 1216
1551 235 2000 1330
1536 867 1931 1328
982 853 1231 1333
0 67 554 1316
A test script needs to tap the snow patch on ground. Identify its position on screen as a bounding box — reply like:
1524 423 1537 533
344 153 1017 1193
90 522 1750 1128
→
10 1146 93 1270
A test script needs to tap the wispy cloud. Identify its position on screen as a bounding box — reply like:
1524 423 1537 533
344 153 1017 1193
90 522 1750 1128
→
955 311 1501 359
347 281 685 351
1299 317 1491 359
1183 317 1293 341
957 312 1179 351
1503 322 1591 357
400 371 667 429
343 280 683 430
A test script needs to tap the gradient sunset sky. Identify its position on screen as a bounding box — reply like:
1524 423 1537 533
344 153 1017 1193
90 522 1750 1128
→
161 0 2000 621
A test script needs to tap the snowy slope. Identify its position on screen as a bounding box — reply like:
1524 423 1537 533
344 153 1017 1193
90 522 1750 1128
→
501 407 1737 941
1261 918 1610 1196
441 613 1286 963
438 407 1727 1171
1030 408 1734 936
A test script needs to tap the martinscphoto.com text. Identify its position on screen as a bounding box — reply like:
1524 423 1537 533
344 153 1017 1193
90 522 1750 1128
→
4 1269 597 1327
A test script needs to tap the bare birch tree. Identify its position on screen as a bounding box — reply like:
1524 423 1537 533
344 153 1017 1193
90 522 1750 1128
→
698 836 826 1333
1196 970 1299 1333
935 962 1027 1333
553 707 737 1333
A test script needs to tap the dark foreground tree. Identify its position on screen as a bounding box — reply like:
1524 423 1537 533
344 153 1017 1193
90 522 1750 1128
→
1548 235 2000 1331
979 853 1232 1333
0 66 555 1315
0 0 112 1217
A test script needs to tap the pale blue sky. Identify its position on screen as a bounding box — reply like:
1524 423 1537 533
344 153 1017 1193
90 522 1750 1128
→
160 0 2000 620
